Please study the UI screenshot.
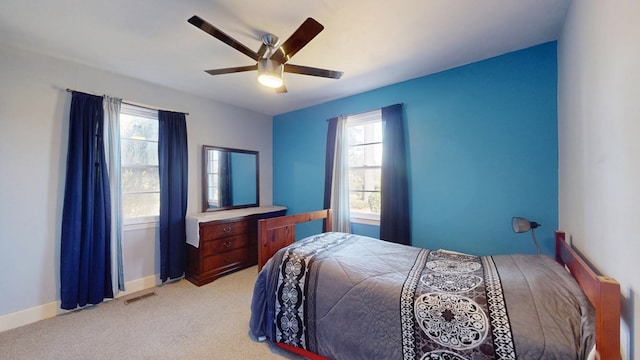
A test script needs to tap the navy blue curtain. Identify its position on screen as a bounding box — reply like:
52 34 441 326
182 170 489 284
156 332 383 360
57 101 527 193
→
60 92 113 310
380 104 411 245
158 110 188 282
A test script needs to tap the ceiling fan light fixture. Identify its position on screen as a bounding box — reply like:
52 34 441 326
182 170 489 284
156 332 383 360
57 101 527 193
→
257 59 283 88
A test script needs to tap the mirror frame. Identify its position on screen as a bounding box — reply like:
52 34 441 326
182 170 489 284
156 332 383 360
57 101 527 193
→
201 145 259 212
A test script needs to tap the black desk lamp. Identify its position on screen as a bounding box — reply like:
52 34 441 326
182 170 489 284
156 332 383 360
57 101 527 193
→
511 217 541 255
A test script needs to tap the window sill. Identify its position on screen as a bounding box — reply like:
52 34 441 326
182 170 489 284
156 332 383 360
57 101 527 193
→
350 215 380 226
123 217 159 231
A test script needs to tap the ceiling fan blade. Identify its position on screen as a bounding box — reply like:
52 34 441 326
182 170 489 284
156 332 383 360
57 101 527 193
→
205 64 258 76
284 64 343 79
275 85 288 93
270 18 324 64
188 15 259 61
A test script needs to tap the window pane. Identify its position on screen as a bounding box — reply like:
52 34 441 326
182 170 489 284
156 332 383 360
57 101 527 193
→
207 172 219 205
122 167 160 192
349 191 381 214
349 168 381 192
348 122 382 146
121 139 158 166
349 167 381 215
120 113 159 140
122 193 160 218
348 124 364 145
349 143 382 167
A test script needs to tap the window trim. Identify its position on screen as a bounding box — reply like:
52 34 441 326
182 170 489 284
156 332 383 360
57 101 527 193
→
123 217 159 229
120 103 160 225
346 109 382 226
350 212 380 226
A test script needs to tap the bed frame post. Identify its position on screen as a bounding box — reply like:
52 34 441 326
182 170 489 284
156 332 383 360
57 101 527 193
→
554 231 620 360
324 209 333 232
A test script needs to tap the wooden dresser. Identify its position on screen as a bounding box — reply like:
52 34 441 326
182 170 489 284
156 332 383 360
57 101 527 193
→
185 206 286 286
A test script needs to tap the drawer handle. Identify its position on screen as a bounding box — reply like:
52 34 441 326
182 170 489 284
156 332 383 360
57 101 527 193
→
223 241 232 248
223 226 232 233
224 257 232 263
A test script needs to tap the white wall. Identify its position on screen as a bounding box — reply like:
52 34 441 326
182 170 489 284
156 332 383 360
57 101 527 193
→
0 45 273 323
558 1 640 358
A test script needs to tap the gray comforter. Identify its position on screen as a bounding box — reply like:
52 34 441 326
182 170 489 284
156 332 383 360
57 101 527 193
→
250 232 595 360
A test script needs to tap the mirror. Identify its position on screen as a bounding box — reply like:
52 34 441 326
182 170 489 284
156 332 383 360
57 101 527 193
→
202 145 259 212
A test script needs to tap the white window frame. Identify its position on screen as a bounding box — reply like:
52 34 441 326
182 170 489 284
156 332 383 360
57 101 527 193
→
120 103 160 227
346 109 382 226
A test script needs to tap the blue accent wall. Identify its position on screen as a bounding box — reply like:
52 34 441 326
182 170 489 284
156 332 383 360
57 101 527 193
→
273 42 558 256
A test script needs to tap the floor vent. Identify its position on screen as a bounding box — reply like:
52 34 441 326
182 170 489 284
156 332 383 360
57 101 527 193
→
123 291 156 305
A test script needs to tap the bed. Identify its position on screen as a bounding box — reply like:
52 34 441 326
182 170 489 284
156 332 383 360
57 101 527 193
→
250 209 620 360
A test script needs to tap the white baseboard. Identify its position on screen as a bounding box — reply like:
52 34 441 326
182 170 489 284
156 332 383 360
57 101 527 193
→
115 275 160 299
0 275 159 333
0 300 64 333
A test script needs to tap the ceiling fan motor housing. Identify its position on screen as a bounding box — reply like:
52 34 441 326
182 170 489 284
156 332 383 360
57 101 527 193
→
261 33 279 48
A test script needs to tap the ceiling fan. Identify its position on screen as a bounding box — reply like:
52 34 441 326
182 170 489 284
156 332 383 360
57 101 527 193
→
188 15 343 93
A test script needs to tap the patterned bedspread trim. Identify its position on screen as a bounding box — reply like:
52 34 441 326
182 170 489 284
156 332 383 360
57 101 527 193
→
401 249 431 359
273 232 351 348
482 256 516 359
401 252 516 360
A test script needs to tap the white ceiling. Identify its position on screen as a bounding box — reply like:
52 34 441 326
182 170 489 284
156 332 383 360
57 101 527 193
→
0 0 570 116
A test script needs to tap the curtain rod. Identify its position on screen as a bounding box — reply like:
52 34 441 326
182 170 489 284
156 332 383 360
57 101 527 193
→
66 88 189 116
327 103 404 121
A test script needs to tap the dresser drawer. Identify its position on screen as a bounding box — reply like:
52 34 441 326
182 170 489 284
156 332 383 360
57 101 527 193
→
201 234 248 257
202 248 249 272
185 207 287 286
200 220 249 241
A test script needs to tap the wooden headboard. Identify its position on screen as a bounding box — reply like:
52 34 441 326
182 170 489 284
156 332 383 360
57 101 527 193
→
257 209 332 271
554 231 620 360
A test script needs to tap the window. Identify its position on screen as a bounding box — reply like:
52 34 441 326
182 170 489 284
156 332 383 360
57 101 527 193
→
120 104 159 223
347 109 382 224
206 149 221 208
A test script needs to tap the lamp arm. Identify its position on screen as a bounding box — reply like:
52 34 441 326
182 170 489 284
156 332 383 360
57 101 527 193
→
531 228 541 255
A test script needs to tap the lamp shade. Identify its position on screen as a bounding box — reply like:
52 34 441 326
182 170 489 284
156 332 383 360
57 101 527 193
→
511 217 540 233
511 216 541 255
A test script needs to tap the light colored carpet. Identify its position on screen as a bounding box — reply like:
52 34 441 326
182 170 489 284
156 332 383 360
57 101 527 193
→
0 266 303 360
